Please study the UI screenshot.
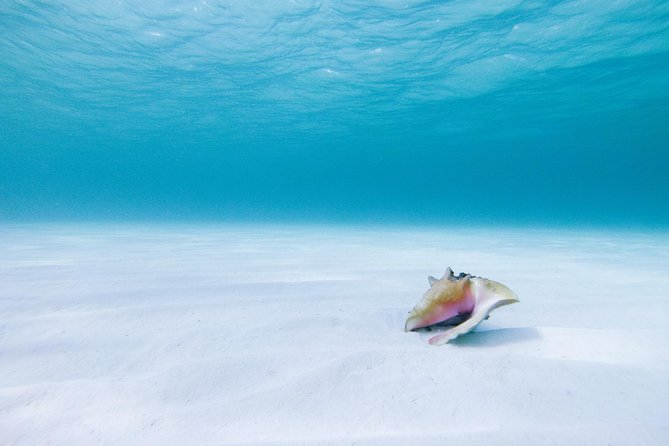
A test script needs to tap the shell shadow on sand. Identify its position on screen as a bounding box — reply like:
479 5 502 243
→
447 327 541 347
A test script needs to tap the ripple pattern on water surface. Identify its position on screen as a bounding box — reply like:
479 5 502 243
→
2 0 668 140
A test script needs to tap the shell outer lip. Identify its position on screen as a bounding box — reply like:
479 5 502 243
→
427 295 519 346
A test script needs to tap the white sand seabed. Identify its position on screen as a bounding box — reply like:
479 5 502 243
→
1 224 668 445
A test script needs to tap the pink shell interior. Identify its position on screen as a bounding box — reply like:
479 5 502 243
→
409 288 476 331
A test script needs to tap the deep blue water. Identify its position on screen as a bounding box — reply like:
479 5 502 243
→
1 0 668 227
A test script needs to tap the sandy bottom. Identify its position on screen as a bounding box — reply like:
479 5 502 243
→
1 224 668 445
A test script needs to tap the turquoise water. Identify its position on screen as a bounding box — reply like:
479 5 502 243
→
1 0 668 226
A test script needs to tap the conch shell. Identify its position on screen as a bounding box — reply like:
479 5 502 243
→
405 268 519 345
